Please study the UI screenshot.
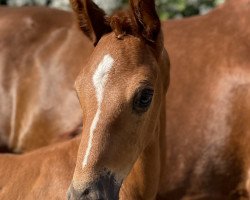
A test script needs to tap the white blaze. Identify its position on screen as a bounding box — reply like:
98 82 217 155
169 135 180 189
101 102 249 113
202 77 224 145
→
83 54 114 166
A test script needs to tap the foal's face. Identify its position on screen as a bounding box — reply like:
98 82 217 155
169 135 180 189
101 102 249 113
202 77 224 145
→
68 0 169 199
72 33 167 197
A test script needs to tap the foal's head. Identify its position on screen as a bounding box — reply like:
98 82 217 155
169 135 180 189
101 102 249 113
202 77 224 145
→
68 0 170 199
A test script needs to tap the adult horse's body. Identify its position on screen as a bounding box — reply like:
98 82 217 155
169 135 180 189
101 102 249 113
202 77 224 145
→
160 0 250 198
0 6 93 152
0 0 250 199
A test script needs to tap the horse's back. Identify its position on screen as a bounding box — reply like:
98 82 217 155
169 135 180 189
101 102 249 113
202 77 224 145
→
0 7 93 152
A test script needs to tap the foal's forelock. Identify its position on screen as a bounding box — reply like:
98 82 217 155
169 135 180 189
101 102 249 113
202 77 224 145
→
83 54 114 167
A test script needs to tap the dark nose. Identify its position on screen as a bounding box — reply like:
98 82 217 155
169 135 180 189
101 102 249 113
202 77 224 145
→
67 172 121 200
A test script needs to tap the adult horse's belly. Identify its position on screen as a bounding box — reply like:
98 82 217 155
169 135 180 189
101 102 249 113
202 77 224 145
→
0 6 93 152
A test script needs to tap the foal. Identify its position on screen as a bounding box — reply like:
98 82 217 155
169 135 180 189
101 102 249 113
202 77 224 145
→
67 0 170 199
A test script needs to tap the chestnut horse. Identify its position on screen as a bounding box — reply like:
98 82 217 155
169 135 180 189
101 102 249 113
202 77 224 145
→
1 0 250 199
0 6 93 152
67 0 170 199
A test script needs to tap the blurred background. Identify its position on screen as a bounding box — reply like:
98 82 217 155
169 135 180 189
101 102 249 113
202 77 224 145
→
0 0 225 19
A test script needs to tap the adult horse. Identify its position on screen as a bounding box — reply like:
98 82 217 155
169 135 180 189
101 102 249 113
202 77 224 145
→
0 6 93 152
0 0 250 199
161 0 250 199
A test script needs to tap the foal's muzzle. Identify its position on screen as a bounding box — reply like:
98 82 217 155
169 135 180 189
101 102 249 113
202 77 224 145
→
67 171 121 200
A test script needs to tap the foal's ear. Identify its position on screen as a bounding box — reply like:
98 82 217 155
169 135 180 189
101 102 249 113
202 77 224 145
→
130 0 161 43
70 0 111 46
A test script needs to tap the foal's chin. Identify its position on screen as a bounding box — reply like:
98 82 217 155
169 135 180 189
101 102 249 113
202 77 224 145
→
67 170 122 200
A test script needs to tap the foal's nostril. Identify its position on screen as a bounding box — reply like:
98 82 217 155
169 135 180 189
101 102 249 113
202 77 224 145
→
67 187 103 200
82 188 90 196
67 171 121 200
81 187 99 199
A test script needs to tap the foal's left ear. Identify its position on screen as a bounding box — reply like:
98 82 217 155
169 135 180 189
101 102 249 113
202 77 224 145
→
130 0 161 43
70 0 111 46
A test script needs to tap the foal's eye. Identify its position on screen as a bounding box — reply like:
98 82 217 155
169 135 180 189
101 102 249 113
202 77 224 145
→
133 88 154 113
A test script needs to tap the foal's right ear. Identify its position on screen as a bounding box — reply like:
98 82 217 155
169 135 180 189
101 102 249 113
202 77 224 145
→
70 0 111 46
